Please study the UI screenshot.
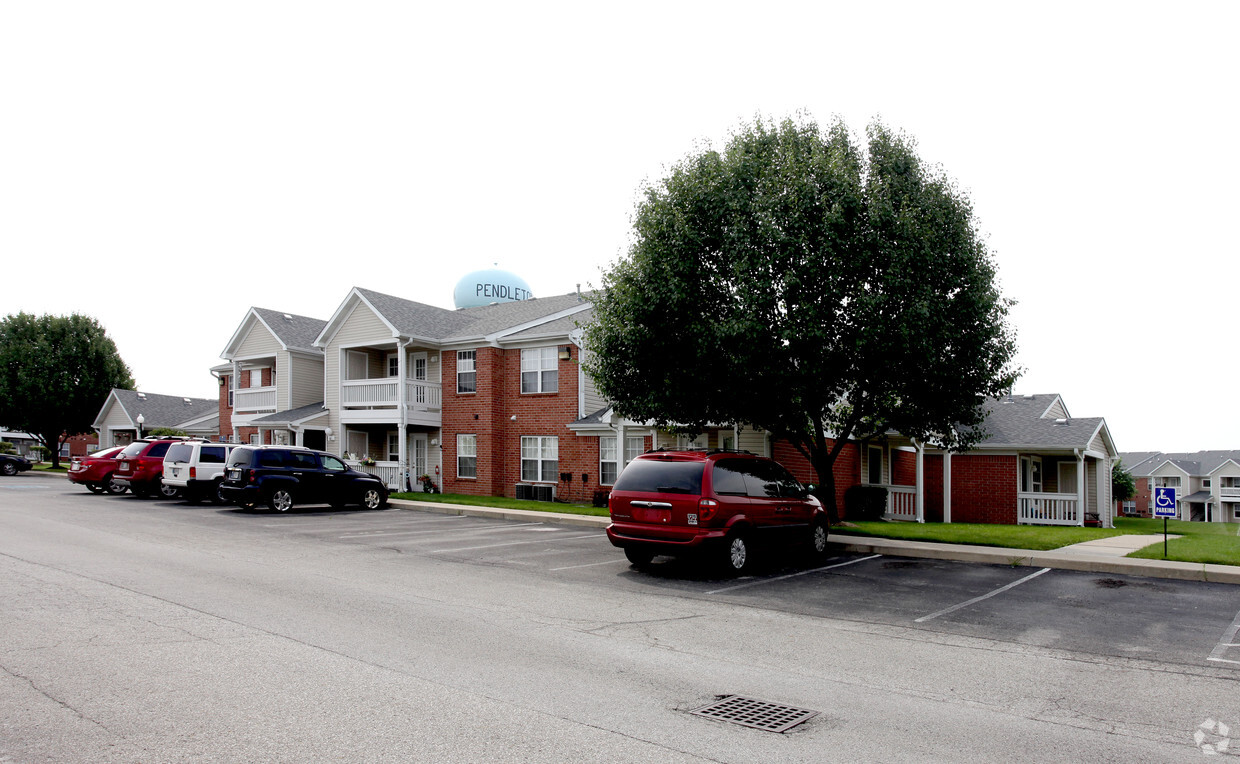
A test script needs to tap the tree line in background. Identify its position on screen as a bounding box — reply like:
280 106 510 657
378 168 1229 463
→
0 313 134 469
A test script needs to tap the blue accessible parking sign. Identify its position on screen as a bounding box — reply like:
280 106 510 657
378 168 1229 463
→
1154 487 1177 519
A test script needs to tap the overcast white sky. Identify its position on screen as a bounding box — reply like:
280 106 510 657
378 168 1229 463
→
3 1 1236 454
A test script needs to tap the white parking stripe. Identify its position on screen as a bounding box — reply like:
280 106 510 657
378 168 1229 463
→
1207 608 1240 666
915 568 1051 623
550 559 631 571
704 555 882 595
338 522 545 539
428 533 601 554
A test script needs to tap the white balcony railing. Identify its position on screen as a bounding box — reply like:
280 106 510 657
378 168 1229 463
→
884 485 918 521
346 460 402 490
405 380 442 410
234 386 277 412
342 379 398 407
1018 492 1080 525
1219 486 1240 498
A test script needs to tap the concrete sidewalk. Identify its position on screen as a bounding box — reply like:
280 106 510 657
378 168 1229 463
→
389 498 1240 585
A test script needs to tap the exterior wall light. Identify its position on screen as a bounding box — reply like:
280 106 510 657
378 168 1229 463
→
558 346 571 360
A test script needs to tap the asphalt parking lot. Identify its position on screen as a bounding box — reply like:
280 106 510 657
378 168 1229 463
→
96 489 1240 674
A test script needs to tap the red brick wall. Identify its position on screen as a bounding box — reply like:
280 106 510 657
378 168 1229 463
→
66 432 98 457
771 439 861 517
442 346 604 500
1122 476 1151 518
218 374 233 440
892 449 917 486
948 454 1018 524
923 454 944 522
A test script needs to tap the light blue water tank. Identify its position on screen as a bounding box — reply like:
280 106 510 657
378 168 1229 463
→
453 268 535 309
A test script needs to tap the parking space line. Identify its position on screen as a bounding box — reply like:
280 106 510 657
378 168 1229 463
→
338 522 545 539
914 567 1051 623
550 559 631 571
428 533 602 554
1207 608 1240 666
704 554 882 596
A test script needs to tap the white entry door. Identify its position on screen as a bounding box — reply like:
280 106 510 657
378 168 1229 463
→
410 433 428 478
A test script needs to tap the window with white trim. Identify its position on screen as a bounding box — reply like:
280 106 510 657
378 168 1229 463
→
387 353 399 378
521 436 558 482
387 433 399 461
1122 500 1137 515
457 434 477 479
226 375 233 407
1203 478 1212 488
600 437 618 485
457 350 476 393
520 347 558 393
624 436 643 463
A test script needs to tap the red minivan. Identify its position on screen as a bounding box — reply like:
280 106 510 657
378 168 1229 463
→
112 438 191 498
606 450 828 574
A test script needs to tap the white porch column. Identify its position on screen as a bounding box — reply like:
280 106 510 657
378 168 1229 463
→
1076 450 1086 527
617 423 627 473
397 341 408 492
914 440 925 523
943 451 952 523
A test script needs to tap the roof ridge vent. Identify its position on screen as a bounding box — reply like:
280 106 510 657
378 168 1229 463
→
136 392 146 399
1054 418 1070 425
183 397 192 404
283 313 293 320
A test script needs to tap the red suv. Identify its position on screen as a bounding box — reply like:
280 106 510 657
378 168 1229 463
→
112 438 192 498
68 446 128 494
606 450 828 573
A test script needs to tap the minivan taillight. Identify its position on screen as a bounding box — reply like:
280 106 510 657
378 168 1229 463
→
698 498 717 522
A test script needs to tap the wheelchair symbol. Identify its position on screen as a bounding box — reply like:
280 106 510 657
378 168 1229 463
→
1155 489 1175 508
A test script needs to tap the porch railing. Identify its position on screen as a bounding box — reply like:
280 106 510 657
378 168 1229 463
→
1018 492 1080 525
884 485 918 521
405 380 442 409
1219 486 1240 498
235 386 277 412
346 460 402 490
342 379 398 407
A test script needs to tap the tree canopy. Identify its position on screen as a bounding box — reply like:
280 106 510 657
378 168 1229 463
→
584 116 1020 513
1112 461 1136 503
0 313 135 468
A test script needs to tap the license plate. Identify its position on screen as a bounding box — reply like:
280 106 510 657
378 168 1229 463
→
120 461 129 471
170 468 180 477
228 469 240 480
634 507 671 524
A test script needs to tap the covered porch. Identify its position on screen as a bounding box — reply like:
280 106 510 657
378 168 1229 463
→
340 423 442 493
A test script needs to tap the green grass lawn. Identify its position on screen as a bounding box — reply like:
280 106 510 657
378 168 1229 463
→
832 516 1239 566
31 464 67 473
389 491 609 518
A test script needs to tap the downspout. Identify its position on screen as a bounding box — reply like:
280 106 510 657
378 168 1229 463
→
1075 448 1085 527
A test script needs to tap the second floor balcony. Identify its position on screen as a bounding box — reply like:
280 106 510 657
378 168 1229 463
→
340 378 442 427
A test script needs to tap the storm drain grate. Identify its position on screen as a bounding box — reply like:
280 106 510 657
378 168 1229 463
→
688 695 818 733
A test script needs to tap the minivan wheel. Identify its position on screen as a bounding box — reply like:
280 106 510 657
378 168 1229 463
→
268 488 294 513
359 487 385 510
724 532 751 574
810 519 830 558
624 547 654 567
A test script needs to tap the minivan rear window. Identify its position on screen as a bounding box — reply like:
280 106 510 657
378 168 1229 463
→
612 459 704 495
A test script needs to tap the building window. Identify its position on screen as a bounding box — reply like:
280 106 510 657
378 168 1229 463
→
520 347 558 393
458 434 477 479
1153 476 1181 488
457 350 476 393
600 437 618 485
624 436 643 463
1234 506 1240 520
867 446 884 485
387 433 399 462
250 434 260 445
387 354 399 378
1203 478 1212 488
521 436 558 482
226 375 233 408
1122 500 1137 515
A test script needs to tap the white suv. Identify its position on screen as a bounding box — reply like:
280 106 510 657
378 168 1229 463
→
162 441 238 504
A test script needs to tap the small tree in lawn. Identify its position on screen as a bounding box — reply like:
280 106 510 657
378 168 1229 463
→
1112 461 1136 503
584 115 1020 519
0 313 135 469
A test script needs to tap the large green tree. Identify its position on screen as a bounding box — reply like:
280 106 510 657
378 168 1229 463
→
0 313 135 468
584 116 1020 516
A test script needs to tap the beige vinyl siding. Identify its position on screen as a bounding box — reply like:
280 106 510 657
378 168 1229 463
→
1043 397 1069 420
578 349 606 414
290 355 325 408
1088 430 1108 455
234 322 281 358
100 400 132 430
736 426 767 456
1087 459 1098 514
324 302 398 456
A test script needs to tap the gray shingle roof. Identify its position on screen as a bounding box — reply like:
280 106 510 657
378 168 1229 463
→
249 402 328 426
1123 451 1240 477
353 287 591 342
502 306 594 339
252 308 328 354
969 394 1106 450
107 389 217 430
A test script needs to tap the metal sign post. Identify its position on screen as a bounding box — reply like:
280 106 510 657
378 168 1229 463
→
1153 487 1177 558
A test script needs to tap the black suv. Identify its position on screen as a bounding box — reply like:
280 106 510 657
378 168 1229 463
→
606 450 828 573
219 446 389 512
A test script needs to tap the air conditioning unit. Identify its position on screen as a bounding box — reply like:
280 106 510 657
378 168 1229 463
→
514 484 533 500
532 484 555 503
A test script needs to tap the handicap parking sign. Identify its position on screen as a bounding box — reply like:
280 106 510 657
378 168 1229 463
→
1153 487 1177 518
